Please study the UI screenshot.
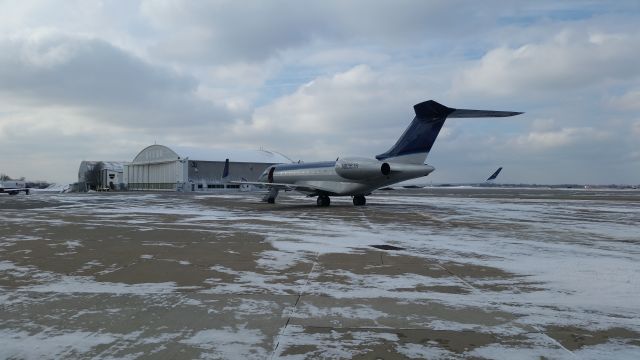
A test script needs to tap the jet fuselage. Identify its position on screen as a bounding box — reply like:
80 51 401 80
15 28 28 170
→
258 158 434 196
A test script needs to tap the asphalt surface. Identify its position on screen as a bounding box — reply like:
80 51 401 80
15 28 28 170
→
1 188 639 359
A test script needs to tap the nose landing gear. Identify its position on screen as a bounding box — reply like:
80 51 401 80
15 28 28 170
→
353 195 366 206
263 188 279 204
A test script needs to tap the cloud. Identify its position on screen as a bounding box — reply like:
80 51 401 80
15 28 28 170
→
0 29 231 128
510 126 610 150
0 107 142 182
237 65 433 160
452 30 640 98
2 1 640 184
609 89 640 110
138 0 508 65
140 0 325 64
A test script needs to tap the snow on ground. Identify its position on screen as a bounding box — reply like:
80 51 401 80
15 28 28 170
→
0 328 118 359
180 325 268 359
1 190 639 358
25 277 182 294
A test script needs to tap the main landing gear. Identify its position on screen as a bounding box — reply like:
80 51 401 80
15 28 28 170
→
316 195 366 206
316 195 330 207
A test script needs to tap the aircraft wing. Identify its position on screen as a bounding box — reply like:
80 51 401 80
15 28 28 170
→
229 181 330 194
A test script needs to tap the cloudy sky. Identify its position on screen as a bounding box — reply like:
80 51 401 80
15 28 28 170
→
1 1 639 184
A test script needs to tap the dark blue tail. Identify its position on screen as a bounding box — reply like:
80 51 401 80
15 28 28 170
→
376 100 522 164
486 167 503 181
222 158 229 179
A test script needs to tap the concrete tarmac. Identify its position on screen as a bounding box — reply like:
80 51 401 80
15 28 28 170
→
1 188 639 359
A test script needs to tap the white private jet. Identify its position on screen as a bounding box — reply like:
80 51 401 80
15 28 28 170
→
236 100 522 206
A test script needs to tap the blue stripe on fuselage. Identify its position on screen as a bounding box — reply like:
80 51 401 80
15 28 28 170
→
275 161 336 171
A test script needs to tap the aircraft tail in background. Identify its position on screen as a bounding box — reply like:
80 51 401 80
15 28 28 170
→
222 159 230 179
486 167 503 182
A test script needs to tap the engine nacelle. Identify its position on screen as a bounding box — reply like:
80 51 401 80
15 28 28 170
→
335 157 390 180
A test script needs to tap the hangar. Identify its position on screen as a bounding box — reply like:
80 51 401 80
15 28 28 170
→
123 144 290 192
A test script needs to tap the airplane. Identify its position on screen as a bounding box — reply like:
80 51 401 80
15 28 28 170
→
0 180 30 195
234 100 522 206
486 167 503 182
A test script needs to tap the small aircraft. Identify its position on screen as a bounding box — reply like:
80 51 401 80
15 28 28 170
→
236 100 522 206
0 180 30 195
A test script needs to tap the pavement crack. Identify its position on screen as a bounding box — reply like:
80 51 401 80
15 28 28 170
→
269 252 319 360
435 263 476 292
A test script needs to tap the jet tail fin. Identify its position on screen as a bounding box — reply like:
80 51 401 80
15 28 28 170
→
222 159 229 179
486 167 503 181
376 100 522 164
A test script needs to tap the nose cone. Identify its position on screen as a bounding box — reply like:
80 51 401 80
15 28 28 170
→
258 167 272 182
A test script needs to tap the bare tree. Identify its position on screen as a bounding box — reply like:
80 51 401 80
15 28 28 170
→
85 162 104 190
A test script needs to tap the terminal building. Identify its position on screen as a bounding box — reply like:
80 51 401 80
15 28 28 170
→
122 144 291 192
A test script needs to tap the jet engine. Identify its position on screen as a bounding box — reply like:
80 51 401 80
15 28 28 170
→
335 157 390 180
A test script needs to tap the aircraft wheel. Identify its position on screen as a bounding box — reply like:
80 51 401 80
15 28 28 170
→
9 191 17 196
353 195 366 206
267 197 275 204
25 189 30 195
317 195 330 207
